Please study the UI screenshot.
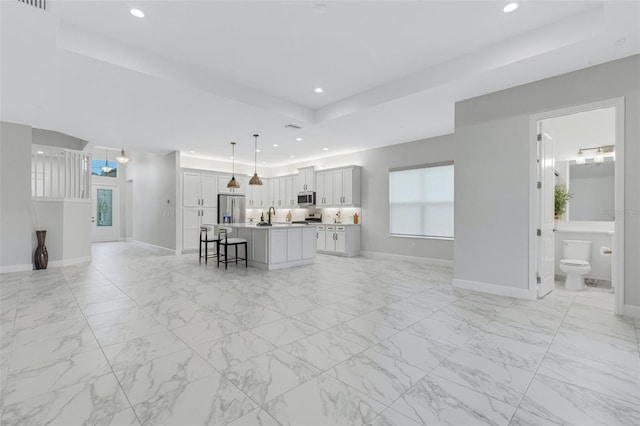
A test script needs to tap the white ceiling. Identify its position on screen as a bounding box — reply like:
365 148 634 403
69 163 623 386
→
545 107 616 162
1 1 638 167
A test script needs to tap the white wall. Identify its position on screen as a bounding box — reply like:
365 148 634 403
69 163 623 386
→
31 199 91 266
0 122 34 271
271 135 455 262
127 151 179 250
454 55 639 307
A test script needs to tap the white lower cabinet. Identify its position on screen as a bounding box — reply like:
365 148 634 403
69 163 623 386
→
316 225 326 251
183 207 217 251
317 225 360 257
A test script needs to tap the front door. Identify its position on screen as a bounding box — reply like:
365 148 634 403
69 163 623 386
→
537 124 555 298
92 184 119 242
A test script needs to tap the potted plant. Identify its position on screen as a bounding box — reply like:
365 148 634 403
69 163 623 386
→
554 184 573 220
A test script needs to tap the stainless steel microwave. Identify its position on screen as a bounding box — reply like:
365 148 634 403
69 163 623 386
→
297 191 316 207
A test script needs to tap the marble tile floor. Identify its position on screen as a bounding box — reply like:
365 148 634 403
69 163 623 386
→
0 242 639 425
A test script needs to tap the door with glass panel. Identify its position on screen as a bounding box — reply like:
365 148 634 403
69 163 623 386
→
92 185 120 242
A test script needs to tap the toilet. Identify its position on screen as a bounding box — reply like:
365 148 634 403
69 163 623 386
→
559 240 592 291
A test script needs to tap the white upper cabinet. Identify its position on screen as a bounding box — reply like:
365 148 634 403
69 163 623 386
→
315 166 361 207
201 174 218 207
183 171 218 207
183 172 202 207
296 168 315 192
248 179 267 208
284 176 295 207
315 171 334 206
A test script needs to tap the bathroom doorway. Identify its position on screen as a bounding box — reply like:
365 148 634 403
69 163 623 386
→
530 98 624 315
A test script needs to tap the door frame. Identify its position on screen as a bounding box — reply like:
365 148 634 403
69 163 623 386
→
92 183 120 242
528 97 625 314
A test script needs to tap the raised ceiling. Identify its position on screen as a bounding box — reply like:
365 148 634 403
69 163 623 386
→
1 1 638 167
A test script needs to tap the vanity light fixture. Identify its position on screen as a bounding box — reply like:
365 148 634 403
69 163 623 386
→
116 149 130 164
249 134 263 186
575 144 614 165
593 148 604 164
226 142 240 189
100 149 113 174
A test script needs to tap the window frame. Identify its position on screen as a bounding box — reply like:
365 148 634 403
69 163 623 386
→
388 161 454 240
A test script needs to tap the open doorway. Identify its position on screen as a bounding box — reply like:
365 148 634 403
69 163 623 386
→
530 99 624 315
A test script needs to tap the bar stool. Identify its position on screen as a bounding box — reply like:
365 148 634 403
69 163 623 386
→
217 226 248 269
199 225 219 264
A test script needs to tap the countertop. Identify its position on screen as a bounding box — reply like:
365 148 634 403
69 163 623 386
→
223 223 317 229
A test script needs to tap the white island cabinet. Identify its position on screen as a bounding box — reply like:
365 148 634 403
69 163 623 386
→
225 224 316 270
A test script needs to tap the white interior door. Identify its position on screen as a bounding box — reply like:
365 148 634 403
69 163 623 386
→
537 125 555 297
92 184 120 242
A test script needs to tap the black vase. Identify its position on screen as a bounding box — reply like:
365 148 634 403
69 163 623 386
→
34 230 48 270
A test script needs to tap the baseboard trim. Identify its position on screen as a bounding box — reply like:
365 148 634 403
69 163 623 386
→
453 278 535 300
0 263 33 273
360 251 453 267
48 256 92 268
132 240 180 255
622 304 640 319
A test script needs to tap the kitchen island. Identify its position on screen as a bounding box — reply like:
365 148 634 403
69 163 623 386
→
224 223 317 270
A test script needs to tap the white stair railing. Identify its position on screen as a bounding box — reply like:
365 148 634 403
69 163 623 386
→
31 145 91 199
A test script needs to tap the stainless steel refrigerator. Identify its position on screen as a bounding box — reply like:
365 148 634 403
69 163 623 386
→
218 193 246 224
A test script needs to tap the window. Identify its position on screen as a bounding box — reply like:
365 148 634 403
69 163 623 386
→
389 163 454 239
91 159 118 177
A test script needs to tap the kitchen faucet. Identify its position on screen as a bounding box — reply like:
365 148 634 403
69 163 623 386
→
268 207 276 224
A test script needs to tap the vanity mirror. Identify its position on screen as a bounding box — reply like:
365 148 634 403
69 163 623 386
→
567 159 614 221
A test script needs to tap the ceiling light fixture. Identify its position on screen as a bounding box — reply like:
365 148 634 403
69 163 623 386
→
36 150 44 154
226 142 240 189
290 155 296 158
323 148 329 151
249 134 263 186
296 138 303 141
314 87 324 93
100 149 113 174
503 3 518 13
116 149 130 164
575 149 586 165
188 150 196 154
130 8 145 18
273 144 279 147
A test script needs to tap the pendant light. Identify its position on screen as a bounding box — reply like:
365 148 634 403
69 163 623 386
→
227 142 240 189
100 148 113 174
116 149 130 164
249 134 263 185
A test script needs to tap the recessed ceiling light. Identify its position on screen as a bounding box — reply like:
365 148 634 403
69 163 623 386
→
188 150 196 154
314 4 327 15
130 8 145 18
290 155 296 158
36 150 44 154
503 3 518 13
296 138 303 141
314 87 324 93
256 149 261 153
262 161 268 164
273 144 279 147
323 148 329 151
